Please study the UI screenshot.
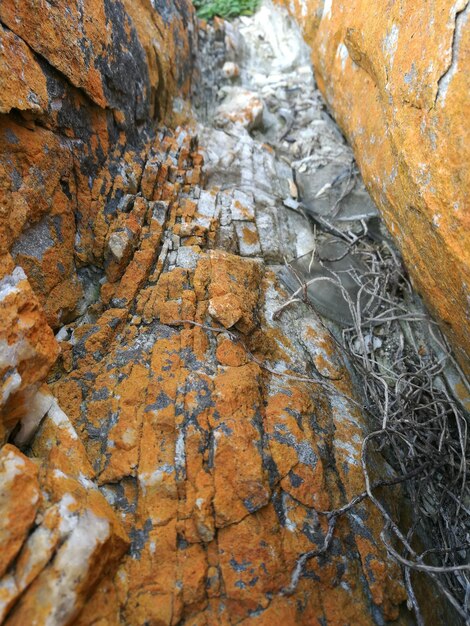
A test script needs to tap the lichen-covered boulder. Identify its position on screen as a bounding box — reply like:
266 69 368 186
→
0 0 196 329
276 0 470 373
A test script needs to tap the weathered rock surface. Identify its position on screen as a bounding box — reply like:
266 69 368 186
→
0 0 462 624
48 129 407 624
0 261 59 444
0 438 129 625
0 117 410 623
0 0 196 330
277 0 470 373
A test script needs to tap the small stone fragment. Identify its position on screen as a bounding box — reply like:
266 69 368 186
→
222 61 240 78
215 87 264 130
208 293 243 328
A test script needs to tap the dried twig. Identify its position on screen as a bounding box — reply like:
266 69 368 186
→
278 227 470 623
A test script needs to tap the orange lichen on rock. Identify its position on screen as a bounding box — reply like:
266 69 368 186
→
0 263 59 443
0 24 48 115
0 405 129 625
2 464 129 626
50 219 407 624
0 116 410 622
0 0 196 330
0 445 40 579
0 1 420 621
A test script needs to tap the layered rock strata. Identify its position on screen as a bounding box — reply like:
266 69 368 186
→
0 0 196 330
1 126 409 624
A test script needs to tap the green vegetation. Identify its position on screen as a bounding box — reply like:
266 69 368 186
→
193 0 259 19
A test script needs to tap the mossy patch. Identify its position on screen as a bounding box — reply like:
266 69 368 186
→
193 0 259 19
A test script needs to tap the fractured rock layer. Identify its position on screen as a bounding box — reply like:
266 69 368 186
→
48 130 407 624
0 0 196 329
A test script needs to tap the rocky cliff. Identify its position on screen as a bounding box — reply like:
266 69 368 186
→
277 0 470 375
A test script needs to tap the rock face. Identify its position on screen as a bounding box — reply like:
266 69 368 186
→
277 0 470 373
46 126 408 625
0 0 196 330
0 117 410 622
0 1 457 624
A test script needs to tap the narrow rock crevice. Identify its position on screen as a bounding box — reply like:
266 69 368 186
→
435 0 470 104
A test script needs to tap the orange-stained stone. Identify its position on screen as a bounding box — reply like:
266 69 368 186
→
0 445 40 578
208 293 243 328
0 24 48 114
0 266 59 442
0 402 129 625
215 337 248 366
0 3 421 620
47 242 408 624
3 473 129 626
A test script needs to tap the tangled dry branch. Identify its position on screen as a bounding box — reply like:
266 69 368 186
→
279 225 470 624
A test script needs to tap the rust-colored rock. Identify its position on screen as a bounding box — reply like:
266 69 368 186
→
0 445 40 579
0 0 194 118
208 293 244 328
278 0 470 373
42 121 406 622
0 120 416 623
0 431 129 625
0 0 196 329
0 24 47 115
0 262 59 443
